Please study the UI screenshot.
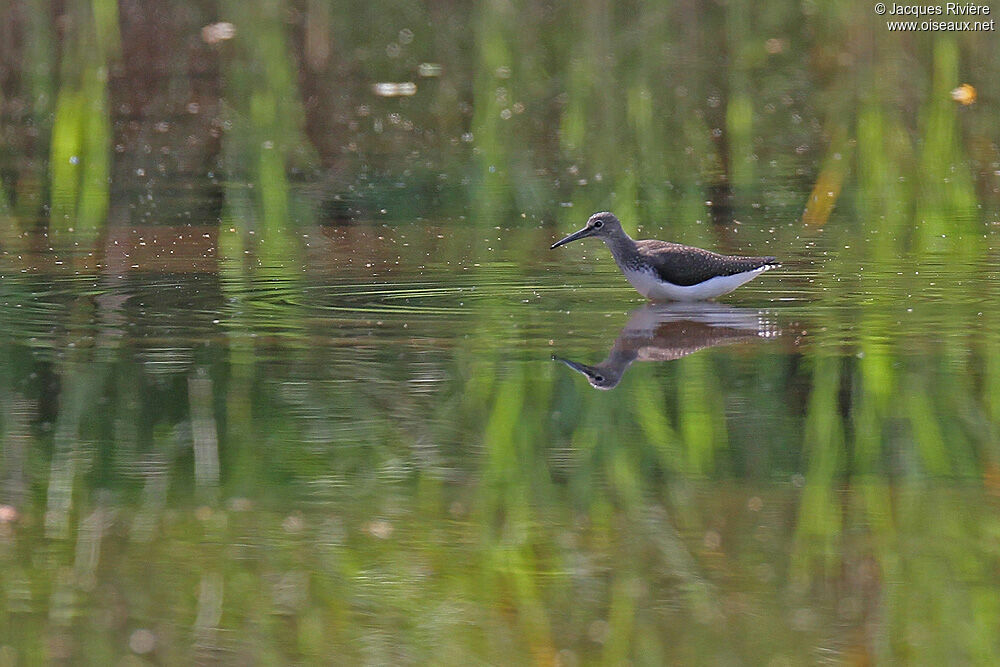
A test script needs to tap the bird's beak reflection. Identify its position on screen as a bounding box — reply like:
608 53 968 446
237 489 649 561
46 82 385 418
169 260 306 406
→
552 356 615 390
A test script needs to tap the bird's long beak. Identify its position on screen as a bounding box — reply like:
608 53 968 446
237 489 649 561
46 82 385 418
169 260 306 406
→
553 356 602 380
552 355 591 374
550 226 593 249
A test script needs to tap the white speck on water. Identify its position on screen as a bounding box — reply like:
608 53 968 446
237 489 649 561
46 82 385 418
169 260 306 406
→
372 81 416 97
201 22 235 43
129 629 156 654
418 62 442 77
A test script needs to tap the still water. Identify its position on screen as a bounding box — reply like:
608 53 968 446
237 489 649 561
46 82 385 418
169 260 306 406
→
2 220 999 664
3 0 1000 664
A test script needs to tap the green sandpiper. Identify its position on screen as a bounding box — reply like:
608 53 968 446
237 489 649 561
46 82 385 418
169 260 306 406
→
550 212 778 301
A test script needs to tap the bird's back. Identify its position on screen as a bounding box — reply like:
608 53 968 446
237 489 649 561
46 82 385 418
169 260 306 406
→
635 240 777 287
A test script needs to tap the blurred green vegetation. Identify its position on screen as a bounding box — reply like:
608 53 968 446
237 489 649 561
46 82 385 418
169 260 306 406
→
48 0 118 246
1 0 1000 663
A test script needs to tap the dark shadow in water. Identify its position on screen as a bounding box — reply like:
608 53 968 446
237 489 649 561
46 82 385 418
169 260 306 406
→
554 303 780 390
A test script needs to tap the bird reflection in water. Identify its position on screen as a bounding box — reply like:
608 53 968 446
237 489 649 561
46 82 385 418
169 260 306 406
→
553 303 780 390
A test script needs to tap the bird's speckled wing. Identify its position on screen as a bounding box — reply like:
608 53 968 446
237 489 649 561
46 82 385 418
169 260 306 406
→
635 241 777 287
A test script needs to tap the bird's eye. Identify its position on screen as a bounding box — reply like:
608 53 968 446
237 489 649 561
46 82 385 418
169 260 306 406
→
594 375 605 382
593 220 604 228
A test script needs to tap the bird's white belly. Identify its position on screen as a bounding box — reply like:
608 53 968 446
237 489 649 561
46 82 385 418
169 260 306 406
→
623 267 769 301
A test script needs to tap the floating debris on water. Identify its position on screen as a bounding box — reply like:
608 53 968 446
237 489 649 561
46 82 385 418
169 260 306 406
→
202 22 236 44
951 83 976 105
372 82 417 97
418 62 442 77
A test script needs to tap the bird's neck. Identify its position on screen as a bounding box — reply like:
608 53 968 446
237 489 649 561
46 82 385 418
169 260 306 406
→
602 231 638 267
604 344 639 371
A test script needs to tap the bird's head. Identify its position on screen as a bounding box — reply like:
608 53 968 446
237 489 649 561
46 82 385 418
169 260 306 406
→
553 355 622 390
550 212 623 249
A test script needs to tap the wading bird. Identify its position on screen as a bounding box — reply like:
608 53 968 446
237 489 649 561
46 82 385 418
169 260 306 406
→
550 212 778 301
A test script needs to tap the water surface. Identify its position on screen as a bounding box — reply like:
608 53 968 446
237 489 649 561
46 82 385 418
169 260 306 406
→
2 1 1000 663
